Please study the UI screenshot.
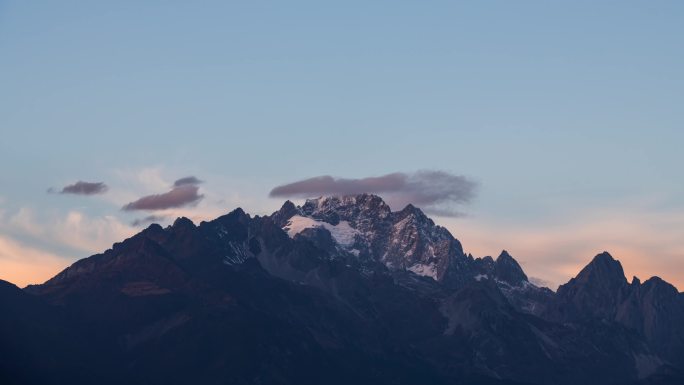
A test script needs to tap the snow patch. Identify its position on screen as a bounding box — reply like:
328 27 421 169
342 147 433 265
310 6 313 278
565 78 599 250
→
284 215 358 247
224 242 250 265
474 274 488 281
408 263 438 280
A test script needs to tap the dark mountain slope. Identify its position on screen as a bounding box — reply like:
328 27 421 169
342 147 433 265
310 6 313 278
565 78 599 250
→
0 280 118 385
551 252 684 369
2 195 683 384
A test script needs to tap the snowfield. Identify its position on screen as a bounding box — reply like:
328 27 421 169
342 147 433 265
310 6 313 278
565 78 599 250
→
284 215 358 247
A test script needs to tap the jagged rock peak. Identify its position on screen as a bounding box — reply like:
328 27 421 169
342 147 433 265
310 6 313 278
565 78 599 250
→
301 194 392 223
280 199 297 213
494 250 529 286
554 251 630 321
142 223 164 234
229 207 248 217
577 251 627 285
213 207 251 224
271 194 466 282
307 193 388 207
496 250 513 261
395 203 434 225
593 251 618 263
642 276 679 296
271 200 300 226
173 216 195 229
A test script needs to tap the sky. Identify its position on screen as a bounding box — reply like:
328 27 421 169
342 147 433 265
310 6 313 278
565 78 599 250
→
1 1 683 289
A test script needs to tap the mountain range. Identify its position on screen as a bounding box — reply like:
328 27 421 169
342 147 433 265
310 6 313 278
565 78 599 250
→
2 194 683 384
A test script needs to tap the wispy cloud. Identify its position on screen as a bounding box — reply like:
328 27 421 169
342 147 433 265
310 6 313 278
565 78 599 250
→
173 176 203 187
131 215 167 227
0 204 137 287
2 207 136 255
270 171 477 217
529 277 554 289
122 176 204 211
50 181 108 195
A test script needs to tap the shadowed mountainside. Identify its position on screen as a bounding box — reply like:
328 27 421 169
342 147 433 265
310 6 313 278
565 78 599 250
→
2 195 683 385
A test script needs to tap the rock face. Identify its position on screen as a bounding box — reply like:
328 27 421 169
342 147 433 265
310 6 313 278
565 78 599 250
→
554 251 631 321
274 195 467 282
493 250 529 286
273 195 539 290
3 195 684 385
551 252 684 369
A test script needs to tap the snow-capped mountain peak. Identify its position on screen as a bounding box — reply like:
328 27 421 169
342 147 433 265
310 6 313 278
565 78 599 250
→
272 194 466 282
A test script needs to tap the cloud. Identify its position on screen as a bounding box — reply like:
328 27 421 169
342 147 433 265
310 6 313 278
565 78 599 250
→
53 181 108 195
110 168 251 222
56 211 136 252
131 215 167 227
7 207 43 238
529 277 554 289
0 206 138 287
2 208 137 255
173 176 203 187
122 184 204 211
269 171 477 217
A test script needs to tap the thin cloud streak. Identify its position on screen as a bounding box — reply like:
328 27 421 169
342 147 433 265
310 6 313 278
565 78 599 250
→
52 181 108 195
173 176 203 187
270 171 477 217
131 215 167 227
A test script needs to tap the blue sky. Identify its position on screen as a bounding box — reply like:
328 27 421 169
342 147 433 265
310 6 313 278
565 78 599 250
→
1 1 683 288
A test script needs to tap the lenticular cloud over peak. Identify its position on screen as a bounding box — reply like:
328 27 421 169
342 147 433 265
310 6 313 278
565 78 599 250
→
269 170 477 217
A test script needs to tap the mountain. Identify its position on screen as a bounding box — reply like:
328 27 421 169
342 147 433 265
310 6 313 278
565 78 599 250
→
554 251 630 321
3 194 684 384
551 252 684 369
273 195 466 283
0 280 114 385
273 195 538 289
